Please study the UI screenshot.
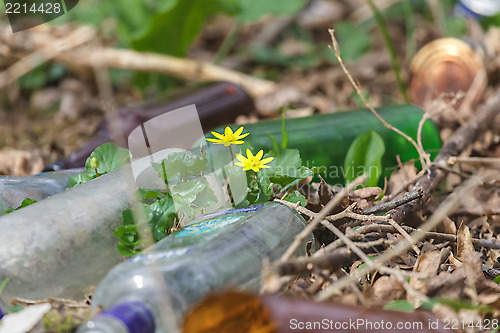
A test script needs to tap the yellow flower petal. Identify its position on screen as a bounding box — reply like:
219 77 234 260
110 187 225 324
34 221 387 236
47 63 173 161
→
211 131 225 140
206 138 221 143
239 132 250 139
235 154 246 162
234 126 244 136
260 157 274 164
246 149 253 158
224 126 233 136
255 150 264 160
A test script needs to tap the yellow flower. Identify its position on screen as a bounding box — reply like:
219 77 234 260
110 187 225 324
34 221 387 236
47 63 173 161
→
235 149 274 172
206 126 249 147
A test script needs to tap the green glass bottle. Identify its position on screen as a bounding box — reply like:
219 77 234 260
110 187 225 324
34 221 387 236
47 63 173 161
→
207 105 441 185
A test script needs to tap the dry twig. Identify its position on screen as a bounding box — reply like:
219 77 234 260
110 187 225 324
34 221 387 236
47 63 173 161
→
277 175 366 263
315 175 482 301
0 26 95 91
362 189 423 214
389 90 500 225
328 28 431 170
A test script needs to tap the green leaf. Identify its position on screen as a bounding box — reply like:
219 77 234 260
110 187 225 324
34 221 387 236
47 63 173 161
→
152 152 209 184
267 148 302 171
269 166 313 187
113 224 137 238
493 274 500 284
7 305 24 313
135 188 170 204
147 197 177 241
334 22 372 62
247 175 272 204
115 195 178 256
281 113 289 149
437 298 493 313
383 300 414 312
344 131 385 187
0 277 9 298
171 179 206 206
191 179 219 211
4 198 38 214
357 255 376 269
443 16 467 38
266 133 280 152
250 46 319 68
235 0 306 22
67 174 93 187
131 0 223 57
85 143 131 177
481 12 500 31
283 190 306 206
420 298 438 310
121 209 135 226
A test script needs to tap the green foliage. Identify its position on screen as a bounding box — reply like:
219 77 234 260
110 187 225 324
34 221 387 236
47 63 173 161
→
481 13 500 30
351 89 371 108
67 174 92 187
283 190 306 206
234 0 306 22
334 22 372 62
3 198 38 214
115 193 177 257
115 151 217 256
67 143 132 187
383 300 415 312
0 277 9 298
130 0 224 57
252 148 314 205
18 63 66 91
250 46 319 69
7 305 24 313
265 149 313 187
437 298 493 313
344 131 385 187
84 143 132 177
152 152 209 182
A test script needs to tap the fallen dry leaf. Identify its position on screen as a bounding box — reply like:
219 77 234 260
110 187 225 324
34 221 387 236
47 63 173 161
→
457 222 476 262
410 250 442 294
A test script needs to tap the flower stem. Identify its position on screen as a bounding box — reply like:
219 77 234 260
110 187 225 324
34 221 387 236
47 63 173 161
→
229 146 235 166
249 171 256 205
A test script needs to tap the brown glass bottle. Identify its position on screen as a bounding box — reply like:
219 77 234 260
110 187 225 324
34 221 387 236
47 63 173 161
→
184 290 453 333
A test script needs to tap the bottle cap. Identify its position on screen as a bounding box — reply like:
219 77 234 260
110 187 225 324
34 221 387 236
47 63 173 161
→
100 301 155 333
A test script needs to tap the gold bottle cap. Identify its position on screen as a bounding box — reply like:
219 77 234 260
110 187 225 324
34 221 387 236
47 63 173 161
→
409 38 487 109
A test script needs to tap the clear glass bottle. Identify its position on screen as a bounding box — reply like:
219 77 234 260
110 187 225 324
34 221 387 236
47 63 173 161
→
0 168 83 215
77 202 310 333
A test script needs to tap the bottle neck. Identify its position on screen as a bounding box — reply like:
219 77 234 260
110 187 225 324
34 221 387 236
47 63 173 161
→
100 301 155 333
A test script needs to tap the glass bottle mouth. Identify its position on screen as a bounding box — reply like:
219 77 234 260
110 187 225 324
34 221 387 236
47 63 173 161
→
455 0 500 18
100 301 155 333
